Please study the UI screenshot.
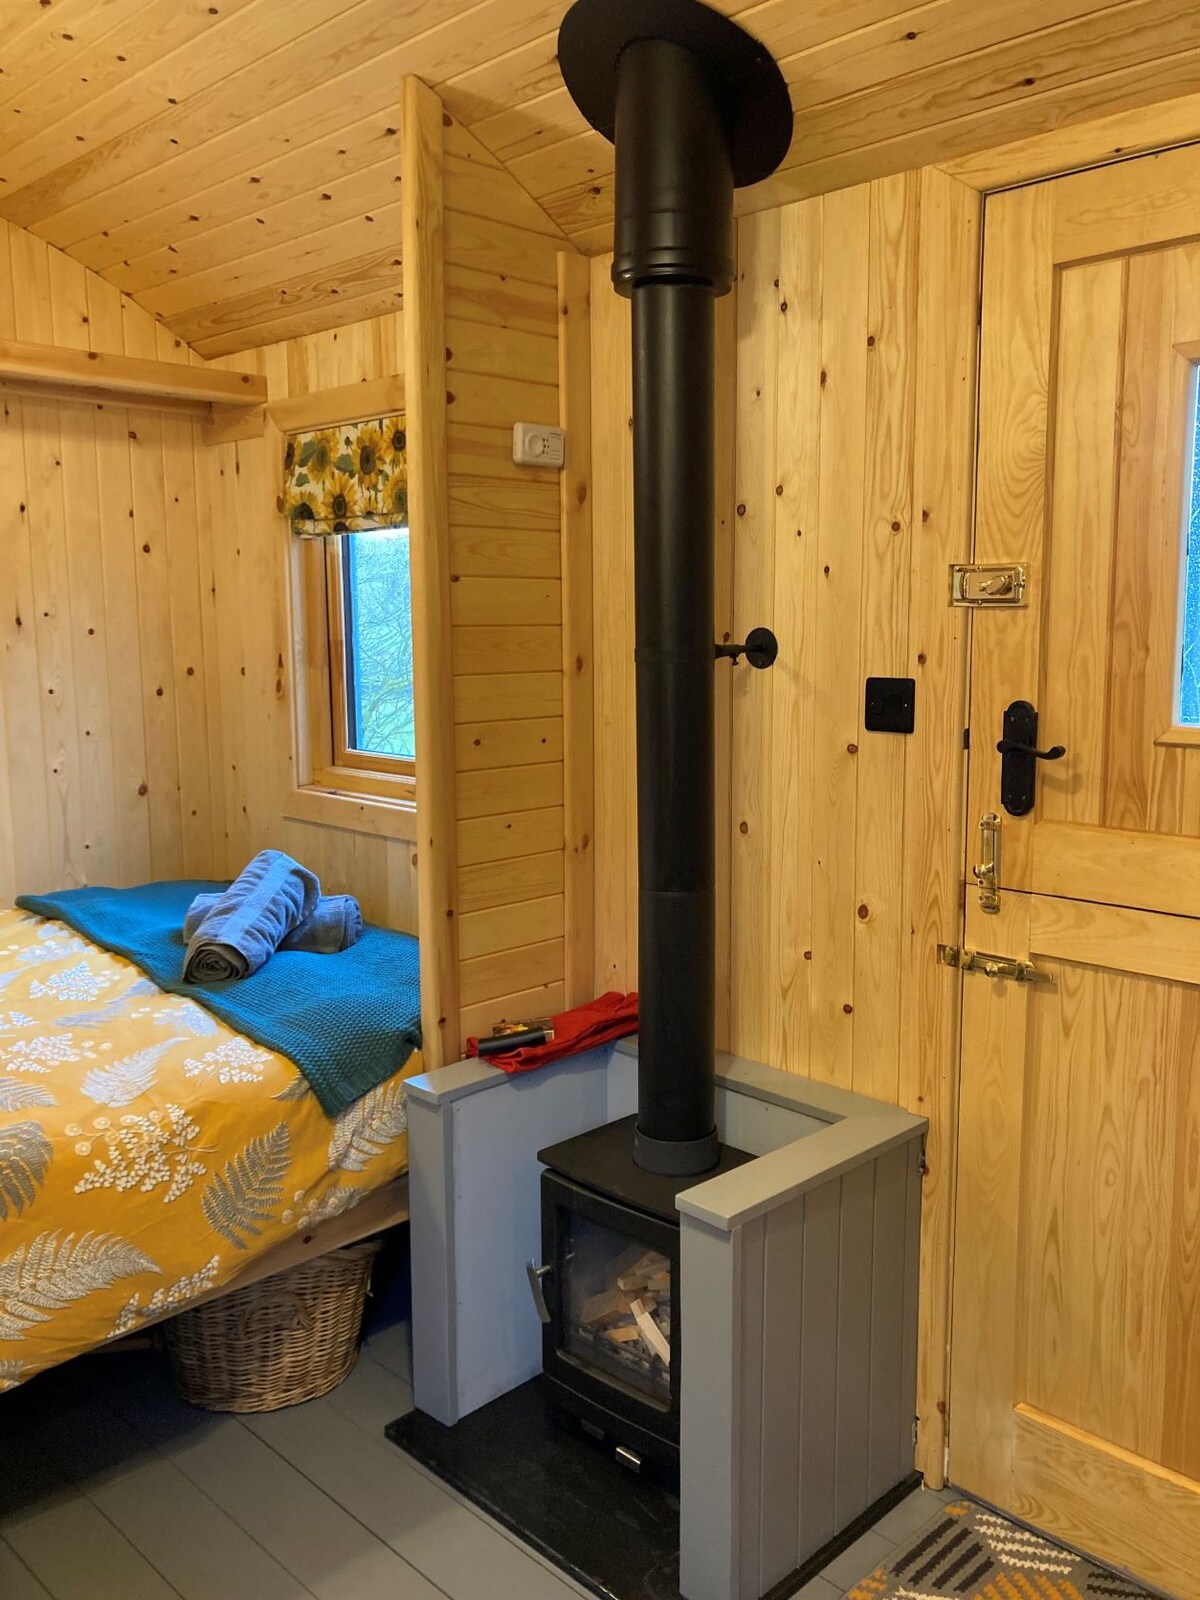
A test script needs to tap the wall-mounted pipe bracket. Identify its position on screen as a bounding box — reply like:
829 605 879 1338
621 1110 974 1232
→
714 627 778 668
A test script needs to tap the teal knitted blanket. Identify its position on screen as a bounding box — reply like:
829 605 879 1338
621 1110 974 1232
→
15 879 421 1117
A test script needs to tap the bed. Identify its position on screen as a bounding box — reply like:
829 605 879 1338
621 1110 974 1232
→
0 900 424 1394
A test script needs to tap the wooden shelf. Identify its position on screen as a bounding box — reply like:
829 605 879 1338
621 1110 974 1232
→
0 337 267 414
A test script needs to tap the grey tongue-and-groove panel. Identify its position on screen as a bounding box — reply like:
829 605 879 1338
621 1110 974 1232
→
680 1135 925 1600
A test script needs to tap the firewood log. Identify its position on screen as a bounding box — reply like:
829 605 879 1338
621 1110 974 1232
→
629 1297 670 1366
603 1325 642 1344
581 1287 624 1324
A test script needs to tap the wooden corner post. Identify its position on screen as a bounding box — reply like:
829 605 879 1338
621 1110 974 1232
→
557 251 595 1006
402 75 460 1068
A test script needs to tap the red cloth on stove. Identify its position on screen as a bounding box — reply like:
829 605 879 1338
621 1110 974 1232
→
466 991 638 1075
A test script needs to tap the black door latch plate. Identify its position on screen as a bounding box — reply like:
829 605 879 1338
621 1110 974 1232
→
997 700 1066 816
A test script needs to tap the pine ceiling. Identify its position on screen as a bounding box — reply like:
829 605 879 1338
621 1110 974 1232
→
2 0 1198 358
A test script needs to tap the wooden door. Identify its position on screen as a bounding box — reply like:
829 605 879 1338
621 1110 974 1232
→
951 146 1200 1598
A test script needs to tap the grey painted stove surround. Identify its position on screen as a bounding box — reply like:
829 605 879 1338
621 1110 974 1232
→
405 1040 927 1600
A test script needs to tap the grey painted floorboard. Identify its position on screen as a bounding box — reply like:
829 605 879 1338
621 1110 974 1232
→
1 1491 184 1600
872 1484 945 1545
818 1527 894 1591
0 1539 54 1600
323 1348 414 1437
0 1375 184 1600
363 1320 413 1384
13 1386 312 1600
788 1579 840 1600
245 1391 583 1600
104 1359 438 1600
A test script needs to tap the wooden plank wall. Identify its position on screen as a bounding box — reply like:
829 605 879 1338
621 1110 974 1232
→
0 217 221 903
201 312 419 938
0 209 420 939
589 167 981 1478
440 111 584 1049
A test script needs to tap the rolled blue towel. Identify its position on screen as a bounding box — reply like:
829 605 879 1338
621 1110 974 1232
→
183 850 320 983
184 891 362 955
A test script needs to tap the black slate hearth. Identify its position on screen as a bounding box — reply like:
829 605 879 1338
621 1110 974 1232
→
387 1381 920 1600
388 1380 682 1600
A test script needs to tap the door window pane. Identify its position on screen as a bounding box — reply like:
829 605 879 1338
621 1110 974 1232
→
1179 375 1200 726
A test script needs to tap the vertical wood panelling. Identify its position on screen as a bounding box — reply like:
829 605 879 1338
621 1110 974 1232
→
129 410 186 877
713 288 737 1051
834 1162 876 1525
59 403 120 885
765 198 821 1078
558 250 594 1008
730 209 781 1068
0 217 217 904
590 255 635 994
867 1143 912 1501
588 169 981 1481
949 891 1035 1499
1163 981 1200 1483
964 183 1055 891
797 1178 840 1559
853 172 920 1106
898 165 979 1483
811 185 871 1092
442 108 579 1045
403 78 459 1069
1041 260 1127 828
757 1198 804 1589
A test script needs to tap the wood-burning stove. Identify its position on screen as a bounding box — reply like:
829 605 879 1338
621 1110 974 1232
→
531 1116 751 1471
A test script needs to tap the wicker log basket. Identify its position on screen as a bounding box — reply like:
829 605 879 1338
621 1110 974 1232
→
164 1240 382 1412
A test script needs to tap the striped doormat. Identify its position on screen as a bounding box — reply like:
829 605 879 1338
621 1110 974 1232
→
846 1498 1160 1600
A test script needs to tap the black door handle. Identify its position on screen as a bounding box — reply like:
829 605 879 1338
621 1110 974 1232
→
998 701 1065 815
995 739 1066 761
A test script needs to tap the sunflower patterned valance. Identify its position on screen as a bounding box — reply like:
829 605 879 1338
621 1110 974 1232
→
281 414 407 536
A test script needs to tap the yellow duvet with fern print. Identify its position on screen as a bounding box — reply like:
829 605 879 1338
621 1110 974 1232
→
0 907 424 1393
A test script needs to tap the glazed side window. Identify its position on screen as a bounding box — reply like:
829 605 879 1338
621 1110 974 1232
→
332 526 415 768
1178 370 1200 726
303 525 416 806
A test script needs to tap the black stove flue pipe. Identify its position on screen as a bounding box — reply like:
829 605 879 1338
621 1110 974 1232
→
558 0 792 1176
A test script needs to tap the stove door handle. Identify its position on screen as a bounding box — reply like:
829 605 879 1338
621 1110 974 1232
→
526 1260 553 1325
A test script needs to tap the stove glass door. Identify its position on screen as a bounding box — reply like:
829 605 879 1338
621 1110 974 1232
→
559 1207 672 1408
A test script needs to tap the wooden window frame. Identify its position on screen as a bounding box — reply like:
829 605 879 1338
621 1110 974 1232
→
307 532 416 802
272 377 417 841
321 533 416 782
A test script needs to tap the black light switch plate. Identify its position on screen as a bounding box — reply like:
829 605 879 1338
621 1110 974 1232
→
864 676 916 734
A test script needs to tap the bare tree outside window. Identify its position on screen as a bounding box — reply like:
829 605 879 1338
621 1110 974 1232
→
340 526 415 760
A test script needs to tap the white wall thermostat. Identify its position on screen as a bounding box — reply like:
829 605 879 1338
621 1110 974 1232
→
513 422 566 469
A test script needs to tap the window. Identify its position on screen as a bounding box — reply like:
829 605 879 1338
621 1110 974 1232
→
282 406 417 819
1179 370 1200 726
333 526 415 766
310 525 415 801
